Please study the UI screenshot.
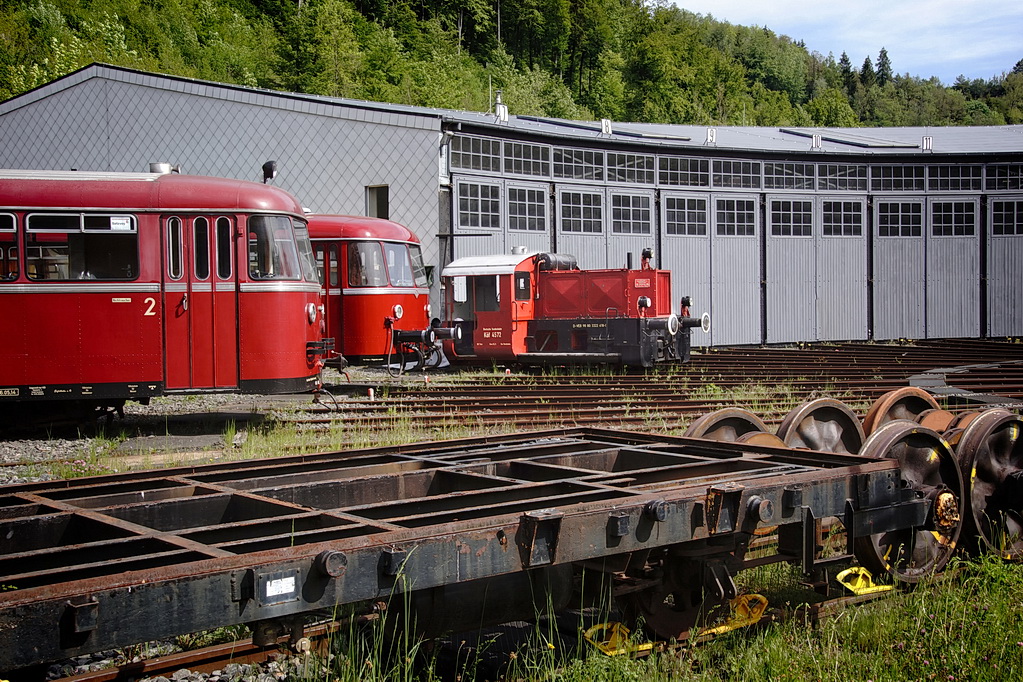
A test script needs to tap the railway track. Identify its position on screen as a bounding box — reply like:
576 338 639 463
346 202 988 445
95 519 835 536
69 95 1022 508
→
293 340 1023 434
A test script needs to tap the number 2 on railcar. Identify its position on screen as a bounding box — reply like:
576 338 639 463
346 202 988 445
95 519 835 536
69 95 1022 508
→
0 167 329 425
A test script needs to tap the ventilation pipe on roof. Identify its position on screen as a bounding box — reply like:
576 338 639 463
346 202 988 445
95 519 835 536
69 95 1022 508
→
495 90 509 123
149 162 181 174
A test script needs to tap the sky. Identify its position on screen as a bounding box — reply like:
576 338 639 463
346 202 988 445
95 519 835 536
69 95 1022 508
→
675 1 1023 85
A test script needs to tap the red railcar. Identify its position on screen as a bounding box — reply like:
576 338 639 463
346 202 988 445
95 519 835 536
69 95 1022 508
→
441 250 709 368
0 168 328 424
308 214 451 370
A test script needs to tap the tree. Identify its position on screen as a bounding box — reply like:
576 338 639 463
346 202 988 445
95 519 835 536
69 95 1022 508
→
876 47 892 86
860 56 876 88
838 51 855 96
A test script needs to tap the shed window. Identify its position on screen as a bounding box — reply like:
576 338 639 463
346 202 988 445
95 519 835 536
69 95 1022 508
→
871 165 925 192
659 157 709 187
992 200 1023 236
764 162 815 190
608 153 655 184
508 187 547 231
877 202 923 237
458 182 500 229
553 148 604 181
986 165 1023 191
665 197 708 236
450 136 501 172
928 165 982 192
931 202 976 236
770 200 813 237
505 142 550 177
715 198 756 236
561 191 603 233
712 160 761 189
818 164 867 191
822 201 864 236
611 194 652 234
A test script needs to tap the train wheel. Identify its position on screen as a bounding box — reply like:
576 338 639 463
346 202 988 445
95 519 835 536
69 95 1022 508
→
862 387 940 435
617 555 728 642
854 420 964 583
683 408 769 441
953 408 1023 559
775 398 865 454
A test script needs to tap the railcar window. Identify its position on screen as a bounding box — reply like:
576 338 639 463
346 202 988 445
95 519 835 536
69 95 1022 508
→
26 213 138 281
515 272 531 301
384 243 414 287
409 245 429 287
247 215 302 280
293 221 319 283
347 242 387 287
216 217 233 279
194 217 210 280
0 213 16 281
168 217 183 280
328 245 339 286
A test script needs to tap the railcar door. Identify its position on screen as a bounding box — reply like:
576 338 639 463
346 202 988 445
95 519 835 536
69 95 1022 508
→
163 215 239 390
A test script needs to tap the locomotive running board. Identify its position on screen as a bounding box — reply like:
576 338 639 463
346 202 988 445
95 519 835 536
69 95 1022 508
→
0 427 905 672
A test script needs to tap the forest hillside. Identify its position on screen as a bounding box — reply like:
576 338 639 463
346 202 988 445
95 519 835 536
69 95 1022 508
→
1 0 1020 126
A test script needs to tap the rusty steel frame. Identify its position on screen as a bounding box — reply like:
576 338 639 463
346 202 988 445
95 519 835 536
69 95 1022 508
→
1 427 914 672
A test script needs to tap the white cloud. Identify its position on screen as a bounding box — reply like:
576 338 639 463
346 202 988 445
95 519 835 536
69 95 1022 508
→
674 0 1023 82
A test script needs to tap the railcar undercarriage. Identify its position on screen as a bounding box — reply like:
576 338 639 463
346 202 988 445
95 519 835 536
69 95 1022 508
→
0 418 986 674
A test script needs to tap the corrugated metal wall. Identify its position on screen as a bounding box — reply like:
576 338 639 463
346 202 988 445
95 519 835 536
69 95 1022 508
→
925 198 980 338
766 196 816 344
987 197 1023 336
711 194 762 346
661 192 712 347
873 199 926 340
817 200 868 341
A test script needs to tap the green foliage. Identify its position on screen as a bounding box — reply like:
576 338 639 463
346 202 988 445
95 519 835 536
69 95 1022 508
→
0 0 1017 126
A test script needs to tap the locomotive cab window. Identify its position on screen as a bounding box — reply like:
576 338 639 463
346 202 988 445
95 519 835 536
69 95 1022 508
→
26 212 138 281
515 272 531 301
0 213 16 281
247 215 302 280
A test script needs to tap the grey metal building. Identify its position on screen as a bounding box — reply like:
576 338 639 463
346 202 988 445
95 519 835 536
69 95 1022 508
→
2 64 1022 346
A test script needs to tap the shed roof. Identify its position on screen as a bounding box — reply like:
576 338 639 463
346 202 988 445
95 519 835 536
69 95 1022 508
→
3 63 1022 159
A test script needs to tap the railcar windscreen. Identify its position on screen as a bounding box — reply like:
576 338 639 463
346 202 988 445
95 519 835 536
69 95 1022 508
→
409 244 429 287
247 215 302 280
347 242 387 286
384 242 414 287
0 213 16 280
293 220 319 283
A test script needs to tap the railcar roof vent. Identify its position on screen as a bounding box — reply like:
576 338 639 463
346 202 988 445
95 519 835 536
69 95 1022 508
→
511 245 528 255
149 162 181 174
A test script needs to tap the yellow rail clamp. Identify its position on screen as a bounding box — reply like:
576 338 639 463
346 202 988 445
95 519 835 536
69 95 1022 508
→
583 621 655 656
699 593 769 637
836 566 893 595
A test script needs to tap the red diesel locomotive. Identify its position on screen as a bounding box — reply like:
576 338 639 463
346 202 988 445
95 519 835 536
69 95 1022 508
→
0 167 329 425
441 248 709 368
308 214 455 372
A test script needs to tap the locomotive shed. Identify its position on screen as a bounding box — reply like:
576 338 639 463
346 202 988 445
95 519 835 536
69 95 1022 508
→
0 426 924 673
